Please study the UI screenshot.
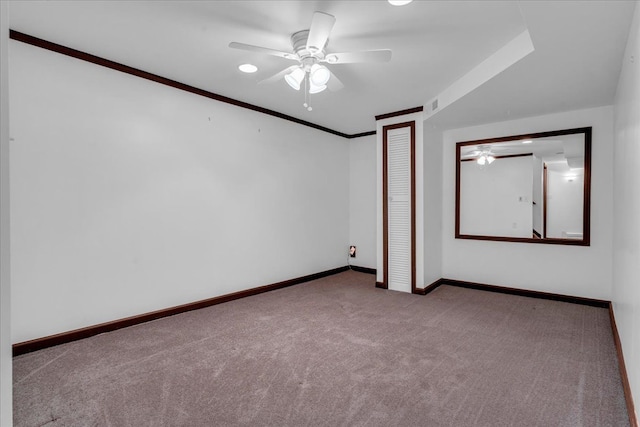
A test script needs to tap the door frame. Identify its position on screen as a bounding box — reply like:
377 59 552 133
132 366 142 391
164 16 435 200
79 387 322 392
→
382 121 416 293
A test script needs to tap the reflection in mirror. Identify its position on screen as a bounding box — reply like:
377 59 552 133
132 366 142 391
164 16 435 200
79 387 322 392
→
455 127 591 245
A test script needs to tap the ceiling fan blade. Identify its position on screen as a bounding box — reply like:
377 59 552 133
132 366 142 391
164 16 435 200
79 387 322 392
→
229 42 297 60
327 71 344 92
258 65 300 85
306 12 336 52
324 49 392 64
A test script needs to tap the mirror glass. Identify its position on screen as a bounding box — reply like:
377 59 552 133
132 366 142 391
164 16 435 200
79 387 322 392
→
455 127 591 245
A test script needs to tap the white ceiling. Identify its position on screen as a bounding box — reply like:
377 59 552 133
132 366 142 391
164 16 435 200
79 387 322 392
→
8 1 636 135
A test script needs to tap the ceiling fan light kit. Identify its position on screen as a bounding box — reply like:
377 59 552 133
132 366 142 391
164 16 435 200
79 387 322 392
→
477 154 496 166
229 11 392 110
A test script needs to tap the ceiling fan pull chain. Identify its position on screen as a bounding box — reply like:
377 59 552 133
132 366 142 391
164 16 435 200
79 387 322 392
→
304 74 312 111
304 74 308 108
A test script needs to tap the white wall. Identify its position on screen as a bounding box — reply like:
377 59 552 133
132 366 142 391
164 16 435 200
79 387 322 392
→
9 41 349 343
348 135 376 269
460 155 533 238
546 169 584 239
442 106 614 300
613 0 640 417
423 126 443 286
0 1 12 424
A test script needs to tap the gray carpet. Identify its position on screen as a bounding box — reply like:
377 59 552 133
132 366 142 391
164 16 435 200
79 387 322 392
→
13 270 629 426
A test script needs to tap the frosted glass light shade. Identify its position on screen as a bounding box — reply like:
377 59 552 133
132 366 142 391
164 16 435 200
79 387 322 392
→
284 67 305 90
310 64 331 86
309 82 327 94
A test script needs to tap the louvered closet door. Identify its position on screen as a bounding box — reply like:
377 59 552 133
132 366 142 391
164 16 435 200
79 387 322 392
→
384 123 415 293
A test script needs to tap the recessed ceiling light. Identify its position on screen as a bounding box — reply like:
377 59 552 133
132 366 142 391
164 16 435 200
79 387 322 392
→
388 0 413 5
238 63 257 73
522 140 533 144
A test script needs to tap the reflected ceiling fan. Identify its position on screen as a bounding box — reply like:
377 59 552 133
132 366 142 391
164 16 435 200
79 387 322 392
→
465 146 496 165
229 11 392 109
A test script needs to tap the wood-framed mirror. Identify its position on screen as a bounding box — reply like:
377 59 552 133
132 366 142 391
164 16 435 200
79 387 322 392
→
455 127 591 246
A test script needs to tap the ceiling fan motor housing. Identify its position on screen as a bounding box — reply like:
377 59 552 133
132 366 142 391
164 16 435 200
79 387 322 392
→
291 30 326 62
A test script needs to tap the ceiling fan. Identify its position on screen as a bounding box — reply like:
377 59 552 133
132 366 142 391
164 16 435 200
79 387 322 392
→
229 11 392 109
464 146 496 165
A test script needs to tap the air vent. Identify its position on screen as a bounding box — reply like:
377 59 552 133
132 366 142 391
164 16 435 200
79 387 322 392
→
432 99 439 111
